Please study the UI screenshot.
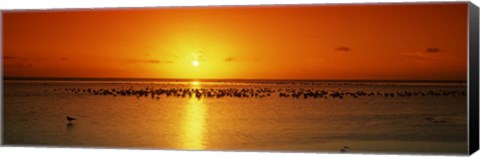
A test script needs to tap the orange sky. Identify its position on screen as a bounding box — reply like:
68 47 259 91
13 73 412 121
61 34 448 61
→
3 3 468 80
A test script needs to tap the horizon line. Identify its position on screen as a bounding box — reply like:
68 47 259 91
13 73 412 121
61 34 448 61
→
2 76 467 83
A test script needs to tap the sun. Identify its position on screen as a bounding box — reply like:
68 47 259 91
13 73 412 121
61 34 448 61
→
192 60 199 67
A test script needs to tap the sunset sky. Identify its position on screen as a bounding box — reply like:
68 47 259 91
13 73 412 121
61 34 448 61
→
3 3 468 80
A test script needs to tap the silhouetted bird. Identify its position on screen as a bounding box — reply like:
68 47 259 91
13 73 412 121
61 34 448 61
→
66 116 76 122
340 146 350 153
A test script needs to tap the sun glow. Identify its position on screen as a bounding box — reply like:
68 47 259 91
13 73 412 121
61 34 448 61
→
191 81 200 86
193 60 199 67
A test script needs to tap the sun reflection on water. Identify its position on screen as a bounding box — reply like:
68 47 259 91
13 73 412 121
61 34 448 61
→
180 81 206 150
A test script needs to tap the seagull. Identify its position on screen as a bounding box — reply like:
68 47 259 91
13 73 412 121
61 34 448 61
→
66 116 77 122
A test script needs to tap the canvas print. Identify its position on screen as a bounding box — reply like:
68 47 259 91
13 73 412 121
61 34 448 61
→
2 2 470 155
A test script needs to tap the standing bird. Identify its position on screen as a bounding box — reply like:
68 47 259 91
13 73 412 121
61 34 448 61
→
66 116 77 122
340 146 350 153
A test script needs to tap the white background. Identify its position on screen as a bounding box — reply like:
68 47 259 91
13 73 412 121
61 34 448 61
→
0 0 479 157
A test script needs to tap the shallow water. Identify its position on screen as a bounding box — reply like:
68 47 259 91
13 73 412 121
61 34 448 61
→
2 80 468 155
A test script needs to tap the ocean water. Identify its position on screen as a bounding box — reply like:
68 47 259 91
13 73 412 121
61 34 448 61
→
2 79 468 154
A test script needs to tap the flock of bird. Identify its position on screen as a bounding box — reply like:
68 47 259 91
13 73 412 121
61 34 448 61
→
54 86 466 100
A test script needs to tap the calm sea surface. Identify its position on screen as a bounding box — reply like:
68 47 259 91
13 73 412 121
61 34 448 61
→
2 80 468 154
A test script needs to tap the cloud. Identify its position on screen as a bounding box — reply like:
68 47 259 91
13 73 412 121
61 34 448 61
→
400 53 431 60
401 47 442 61
4 56 17 60
144 60 161 63
140 59 171 64
224 57 236 62
4 63 33 69
425 48 440 53
127 59 173 64
4 56 29 61
335 46 351 52
193 50 207 61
